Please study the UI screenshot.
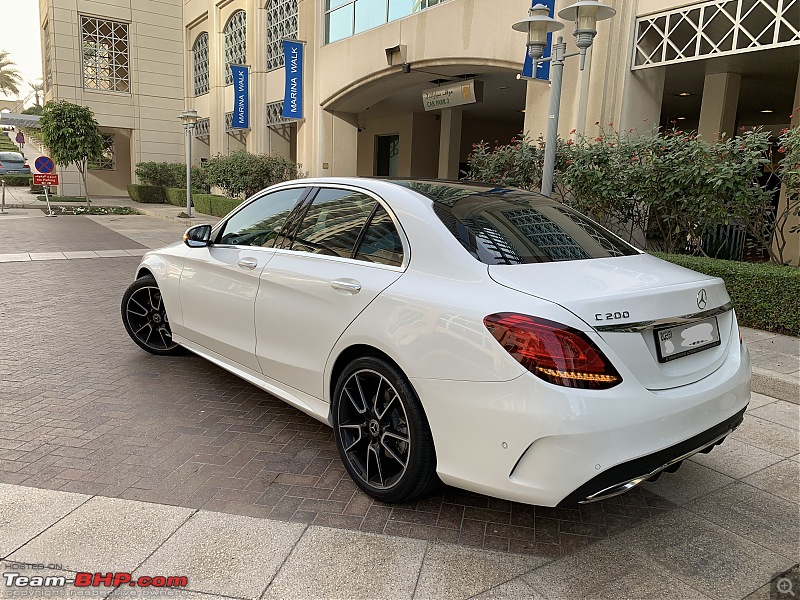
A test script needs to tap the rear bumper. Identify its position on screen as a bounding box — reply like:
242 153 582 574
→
556 406 745 505
411 341 750 507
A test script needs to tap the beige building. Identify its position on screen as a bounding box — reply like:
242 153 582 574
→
39 0 799 224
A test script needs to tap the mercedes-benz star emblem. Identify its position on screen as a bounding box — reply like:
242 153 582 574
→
697 289 708 310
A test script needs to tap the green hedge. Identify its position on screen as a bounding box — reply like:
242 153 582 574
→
165 187 191 207
191 193 242 217
0 174 32 186
127 184 166 204
654 253 800 337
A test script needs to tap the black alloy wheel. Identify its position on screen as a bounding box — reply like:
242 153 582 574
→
121 275 183 356
333 356 438 503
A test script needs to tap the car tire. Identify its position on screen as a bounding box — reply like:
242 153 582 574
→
121 275 184 356
333 356 438 503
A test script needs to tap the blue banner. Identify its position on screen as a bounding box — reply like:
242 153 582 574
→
231 65 249 129
282 40 304 120
521 0 554 81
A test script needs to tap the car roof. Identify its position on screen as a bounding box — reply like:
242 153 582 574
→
272 177 549 205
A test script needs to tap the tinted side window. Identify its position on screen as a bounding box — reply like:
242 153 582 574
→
218 188 306 247
355 205 403 267
289 188 377 257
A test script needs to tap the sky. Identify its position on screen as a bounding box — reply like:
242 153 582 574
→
0 0 44 104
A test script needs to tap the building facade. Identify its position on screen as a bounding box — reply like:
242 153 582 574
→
40 0 799 201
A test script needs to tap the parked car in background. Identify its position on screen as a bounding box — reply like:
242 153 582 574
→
120 178 751 507
0 152 30 175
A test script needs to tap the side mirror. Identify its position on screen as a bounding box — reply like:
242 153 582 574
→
184 224 212 248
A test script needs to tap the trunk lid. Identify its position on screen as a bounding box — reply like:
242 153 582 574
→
489 254 735 390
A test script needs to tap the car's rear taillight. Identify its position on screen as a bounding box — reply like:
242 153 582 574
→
23 163 29 168
484 313 622 390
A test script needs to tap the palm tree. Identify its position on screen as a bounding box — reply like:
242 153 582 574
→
29 80 43 106
0 50 22 98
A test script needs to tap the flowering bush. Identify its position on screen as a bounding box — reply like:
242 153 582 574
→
466 126 786 260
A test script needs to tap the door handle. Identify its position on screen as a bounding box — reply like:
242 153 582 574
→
331 279 362 293
237 257 259 270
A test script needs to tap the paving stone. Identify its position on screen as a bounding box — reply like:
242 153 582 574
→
7 496 192 572
137 510 304 599
687 481 799 560
414 542 549 600
0 253 30 262
0 484 89 558
730 415 799 457
612 510 793 600
29 252 66 260
689 437 783 480
523 539 709 600
471 578 545 600
640 460 734 505
747 392 778 411
742 460 800 504
262 526 426 600
62 251 100 259
748 401 800 431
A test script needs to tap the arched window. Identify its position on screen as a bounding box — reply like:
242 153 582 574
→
192 32 209 96
224 10 247 86
266 0 298 71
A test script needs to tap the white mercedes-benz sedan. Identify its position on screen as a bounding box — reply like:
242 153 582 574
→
121 178 750 507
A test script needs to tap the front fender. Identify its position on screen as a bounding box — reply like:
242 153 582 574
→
133 244 189 330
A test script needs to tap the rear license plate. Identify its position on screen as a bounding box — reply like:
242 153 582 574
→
655 316 721 363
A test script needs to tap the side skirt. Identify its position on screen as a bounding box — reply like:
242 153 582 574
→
172 334 333 426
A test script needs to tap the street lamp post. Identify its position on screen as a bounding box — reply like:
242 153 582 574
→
178 109 199 218
513 1 616 198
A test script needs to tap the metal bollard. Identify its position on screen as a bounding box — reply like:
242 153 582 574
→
1 179 6 214
43 184 56 217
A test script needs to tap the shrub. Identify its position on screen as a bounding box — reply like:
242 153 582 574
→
135 162 209 193
0 174 32 186
653 253 800 336
127 184 166 204
191 194 242 217
467 127 780 259
165 187 192 208
204 151 304 199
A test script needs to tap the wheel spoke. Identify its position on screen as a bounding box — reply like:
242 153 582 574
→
376 389 398 421
382 430 409 445
380 436 407 468
354 374 368 413
345 387 366 415
133 322 151 337
368 443 384 487
371 376 384 415
128 297 148 316
340 424 362 452
156 327 169 349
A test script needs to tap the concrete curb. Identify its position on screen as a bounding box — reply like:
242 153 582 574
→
752 367 799 405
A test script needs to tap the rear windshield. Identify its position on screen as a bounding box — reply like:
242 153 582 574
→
396 181 638 265
0 153 24 162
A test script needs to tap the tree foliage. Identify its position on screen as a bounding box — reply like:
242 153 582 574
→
39 100 104 205
0 50 22 98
